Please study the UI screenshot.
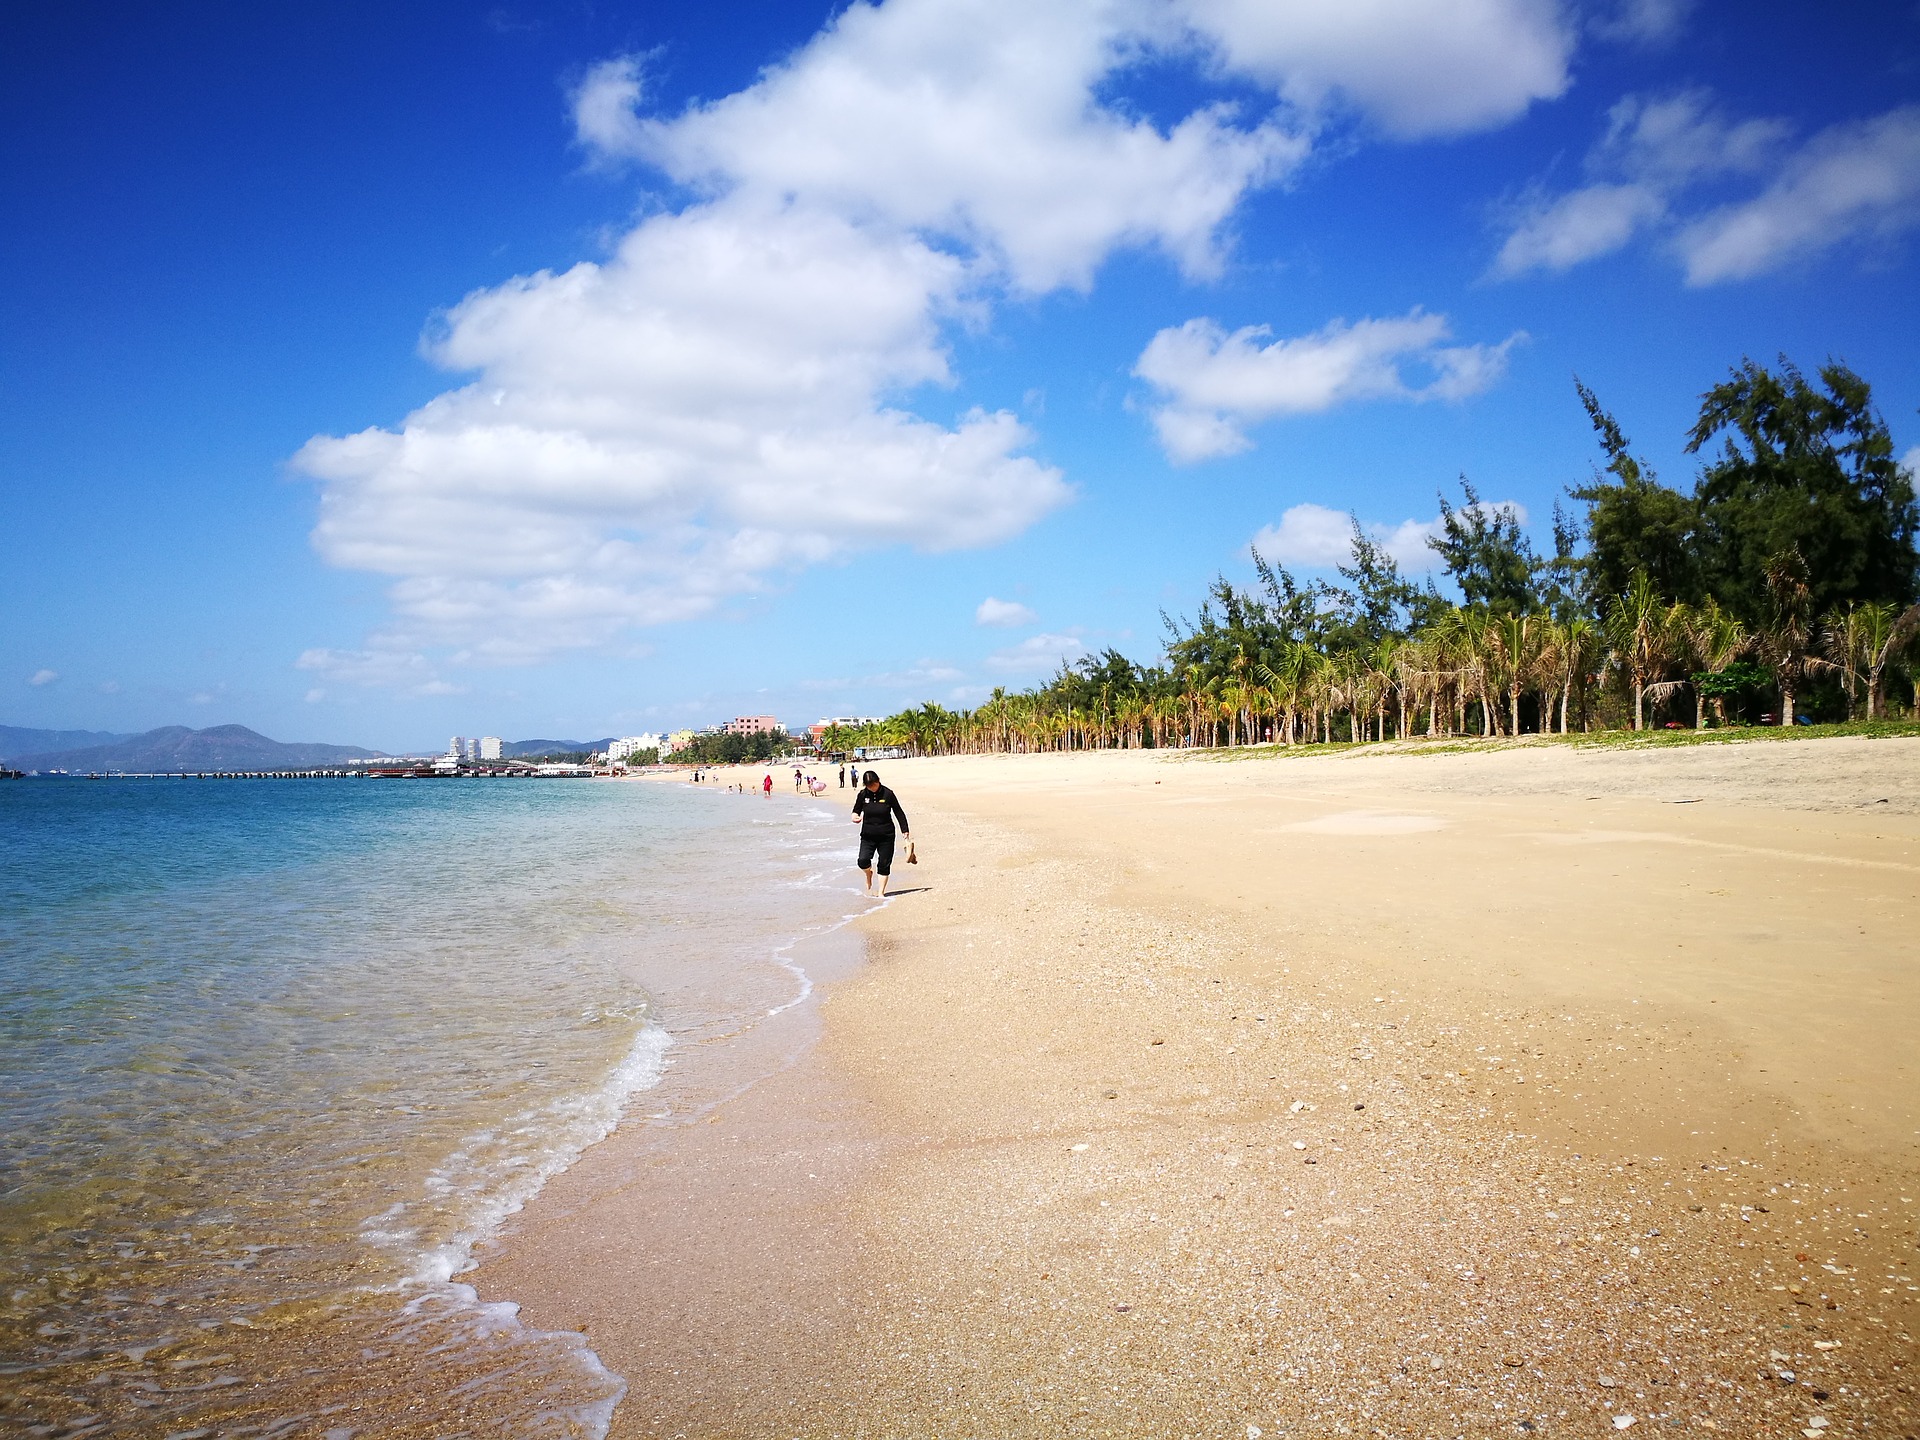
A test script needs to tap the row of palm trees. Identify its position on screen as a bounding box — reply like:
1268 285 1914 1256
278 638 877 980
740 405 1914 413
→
817 572 1919 759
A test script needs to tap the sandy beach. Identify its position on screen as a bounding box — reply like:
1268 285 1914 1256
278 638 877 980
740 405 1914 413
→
486 737 1920 1438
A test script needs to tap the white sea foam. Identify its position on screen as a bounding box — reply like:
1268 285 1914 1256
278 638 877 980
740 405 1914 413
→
367 1022 675 1291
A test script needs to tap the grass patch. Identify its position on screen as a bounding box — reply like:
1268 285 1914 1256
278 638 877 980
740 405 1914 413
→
1161 718 1920 762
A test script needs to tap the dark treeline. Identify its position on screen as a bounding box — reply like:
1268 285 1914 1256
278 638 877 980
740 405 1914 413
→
818 357 1920 757
670 728 790 765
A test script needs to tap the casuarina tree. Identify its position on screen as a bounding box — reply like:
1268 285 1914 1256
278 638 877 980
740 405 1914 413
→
1687 359 1919 622
1571 378 1701 605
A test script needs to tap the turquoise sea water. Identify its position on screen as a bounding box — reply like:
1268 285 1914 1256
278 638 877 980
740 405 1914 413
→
0 777 856 1438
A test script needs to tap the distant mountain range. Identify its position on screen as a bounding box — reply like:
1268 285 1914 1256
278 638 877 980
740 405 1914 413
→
0 725 135 756
502 738 616 758
4 724 384 771
1 723 634 772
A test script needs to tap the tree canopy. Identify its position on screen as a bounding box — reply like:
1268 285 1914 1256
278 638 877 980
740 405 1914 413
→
1686 359 1918 621
1570 378 1701 605
692 356 1919 760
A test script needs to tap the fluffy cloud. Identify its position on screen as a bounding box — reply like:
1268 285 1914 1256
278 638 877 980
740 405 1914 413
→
1494 182 1668 276
1494 92 1919 284
1493 89 1787 278
975 596 1037 627
985 631 1087 673
1251 503 1438 572
297 194 1073 662
1181 0 1572 139
1135 309 1520 462
1678 107 1920 284
299 0 1583 671
594 9 1309 293
1251 499 1526 573
27 668 58 687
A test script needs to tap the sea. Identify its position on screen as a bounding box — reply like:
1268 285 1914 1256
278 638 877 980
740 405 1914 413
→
0 775 862 1438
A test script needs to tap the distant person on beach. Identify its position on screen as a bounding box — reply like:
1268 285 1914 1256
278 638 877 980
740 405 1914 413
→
762 773 772 796
794 766 804 792
838 763 846 789
851 770 911 898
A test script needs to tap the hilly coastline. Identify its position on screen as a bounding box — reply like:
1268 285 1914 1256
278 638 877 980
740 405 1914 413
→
0 725 135 756
4 724 384 772
2 725 629 771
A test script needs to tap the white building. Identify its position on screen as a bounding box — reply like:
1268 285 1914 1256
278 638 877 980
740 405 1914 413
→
479 736 502 760
448 736 465 759
608 733 664 764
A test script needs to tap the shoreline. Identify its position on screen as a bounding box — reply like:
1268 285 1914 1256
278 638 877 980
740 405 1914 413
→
491 738 1920 1436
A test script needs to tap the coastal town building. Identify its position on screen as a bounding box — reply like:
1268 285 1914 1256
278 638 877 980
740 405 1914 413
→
661 729 696 757
608 734 664 764
479 736 502 760
722 715 781 736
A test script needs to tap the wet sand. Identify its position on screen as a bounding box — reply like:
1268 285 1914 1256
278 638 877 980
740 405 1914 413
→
488 737 1920 1437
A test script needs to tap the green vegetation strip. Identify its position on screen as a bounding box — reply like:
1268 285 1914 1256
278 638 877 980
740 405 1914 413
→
1165 719 1920 763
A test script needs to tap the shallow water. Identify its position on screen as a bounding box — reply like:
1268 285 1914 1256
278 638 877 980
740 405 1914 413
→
0 777 857 1437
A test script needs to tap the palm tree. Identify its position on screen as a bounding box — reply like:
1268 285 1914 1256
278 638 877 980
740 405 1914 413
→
1445 609 1499 736
1605 572 1684 731
1488 611 1548 736
1754 549 1835 726
1543 615 1595 734
1823 605 1869 719
1683 598 1750 729
1870 604 1920 719
1824 601 1920 721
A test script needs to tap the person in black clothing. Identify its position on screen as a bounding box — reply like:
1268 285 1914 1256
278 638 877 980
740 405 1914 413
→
851 769 910 897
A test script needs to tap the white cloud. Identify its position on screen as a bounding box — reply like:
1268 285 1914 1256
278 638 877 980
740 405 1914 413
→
868 661 967 687
1251 499 1526 573
297 196 1073 663
27 668 57 687
1493 181 1667 276
609 6 1310 293
1590 0 1696 45
570 56 650 163
1135 310 1520 462
301 0 1583 664
1902 446 1920 479
296 647 466 697
985 631 1086 673
304 688 326 704
1180 0 1574 139
975 596 1037 627
1493 90 1788 278
1493 92 1920 284
1678 107 1920 284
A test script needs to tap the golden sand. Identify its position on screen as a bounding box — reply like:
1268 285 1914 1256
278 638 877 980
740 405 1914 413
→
486 737 1920 1438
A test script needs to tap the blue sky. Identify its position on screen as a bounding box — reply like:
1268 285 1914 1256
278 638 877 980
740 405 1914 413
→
4 0 1917 751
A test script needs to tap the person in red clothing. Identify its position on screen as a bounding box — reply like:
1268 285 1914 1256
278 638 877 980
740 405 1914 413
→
762 772 773 796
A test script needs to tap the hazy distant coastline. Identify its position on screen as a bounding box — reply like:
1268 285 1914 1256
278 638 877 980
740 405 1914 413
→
0 723 620 772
